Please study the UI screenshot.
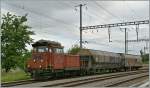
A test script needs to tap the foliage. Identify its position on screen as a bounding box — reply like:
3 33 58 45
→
140 50 149 64
67 44 81 55
1 69 30 82
17 51 32 70
1 12 34 72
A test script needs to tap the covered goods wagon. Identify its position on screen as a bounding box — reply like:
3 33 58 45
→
77 49 124 72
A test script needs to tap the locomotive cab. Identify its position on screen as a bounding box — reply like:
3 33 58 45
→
27 40 64 78
32 41 64 53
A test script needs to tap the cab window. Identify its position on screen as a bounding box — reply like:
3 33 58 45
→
37 46 48 52
53 48 63 53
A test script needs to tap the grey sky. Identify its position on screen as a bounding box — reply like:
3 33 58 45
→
1 0 149 55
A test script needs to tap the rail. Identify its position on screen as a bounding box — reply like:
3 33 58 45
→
43 70 148 87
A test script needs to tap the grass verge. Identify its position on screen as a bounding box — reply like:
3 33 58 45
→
1 69 31 83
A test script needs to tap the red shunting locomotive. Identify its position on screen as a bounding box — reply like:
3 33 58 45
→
27 40 80 79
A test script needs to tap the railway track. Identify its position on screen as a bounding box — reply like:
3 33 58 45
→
1 79 36 87
43 70 148 87
129 79 149 87
2 69 148 87
105 73 148 87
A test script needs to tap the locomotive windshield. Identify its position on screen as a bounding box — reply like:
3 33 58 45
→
33 46 63 53
36 46 48 52
54 48 63 53
32 40 64 53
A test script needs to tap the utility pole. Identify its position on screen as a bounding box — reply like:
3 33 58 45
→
126 32 129 54
144 40 149 54
75 4 86 49
121 28 128 54
136 24 139 41
125 28 127 54
80 4 83 49
108 27 112 42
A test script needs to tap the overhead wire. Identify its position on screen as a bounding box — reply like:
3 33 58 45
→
67 1 148 54
3 1 148 54
4 2 78 30
69 1 110 24
93 1 148 52
83 2 114 41
4 2 81 40
64 1 113 40
94 1 122 22
124 1 145 20
66 1 110 47
94 1 138 25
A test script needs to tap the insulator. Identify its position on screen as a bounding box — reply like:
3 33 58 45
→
75 8 77 11
85 41 88 43
86 6 88 10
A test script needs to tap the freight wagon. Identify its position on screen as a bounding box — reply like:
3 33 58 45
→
78 49 142 73
77 49 124 74
120 54 142 71
27 40 142 79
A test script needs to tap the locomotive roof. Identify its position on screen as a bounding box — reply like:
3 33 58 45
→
32 39 63 48
78 49 120 57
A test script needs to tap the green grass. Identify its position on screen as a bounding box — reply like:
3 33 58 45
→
144 61 149 64
1 69 31 83
143 60 149 64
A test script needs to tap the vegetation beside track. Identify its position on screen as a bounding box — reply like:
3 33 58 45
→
142 54 149 64
1 69 31 83
1 12 34 72
68 44 81 55
140 51 149 64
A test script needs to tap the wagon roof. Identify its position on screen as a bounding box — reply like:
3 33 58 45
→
32 39 63 48
78 49 120 57
124 54 141 59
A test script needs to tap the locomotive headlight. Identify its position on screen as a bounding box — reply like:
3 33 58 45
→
41 59 43 62
27 65 30 67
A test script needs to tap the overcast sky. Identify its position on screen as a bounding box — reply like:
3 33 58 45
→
1 0 149 55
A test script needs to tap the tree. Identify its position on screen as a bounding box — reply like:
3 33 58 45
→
17 50 32 70
140 50 144 62
1 12 34 72
68 44 81 55
140 50 149 64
